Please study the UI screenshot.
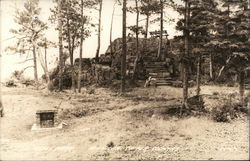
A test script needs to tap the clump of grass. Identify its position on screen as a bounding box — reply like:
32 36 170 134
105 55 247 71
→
5 79 17 87
106 141 115 148
71 107 88 117
86 86 95 94
212 92 219 96
211 99 239 122
187 95 205 111
211 104 232 122
59 107 88 119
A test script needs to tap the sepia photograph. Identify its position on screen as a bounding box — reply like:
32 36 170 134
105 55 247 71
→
0 0 249 160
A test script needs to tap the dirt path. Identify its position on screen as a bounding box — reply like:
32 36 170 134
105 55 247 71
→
0 86 249 160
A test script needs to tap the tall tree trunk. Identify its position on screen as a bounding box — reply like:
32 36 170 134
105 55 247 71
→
142 13 149 65
145 13 149 39
58 0 63 91
132 0 140 80
196 54 201 96
70 37 76 93
110 0 116 62
157 0 163 59
43 38 49 83
121 0 127 93
0 61 3 116
0 48 3 116
0 98 3 117
239 71 245 106
66 5 76 93
95 0 103 62
78 0 84 93
217 56 232 79
226 4 230 38
37 46 50 87
181 0 190 114
78 40 83 93
209 53 213 80
32 45 38 87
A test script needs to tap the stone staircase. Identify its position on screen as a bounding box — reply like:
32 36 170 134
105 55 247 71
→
245 82 250 90
144 60 173 86
126 54 173 87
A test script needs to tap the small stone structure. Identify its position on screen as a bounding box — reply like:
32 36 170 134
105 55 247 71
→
32 109 63 130
36 109 58 128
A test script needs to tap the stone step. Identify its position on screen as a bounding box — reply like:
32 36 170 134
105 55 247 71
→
146 67 168 70
150 77 172 81
143 57 158 61
151 79 172 84
144 62 166 66
145 65 166 69
156 82 173 86
150 81 172 86
149 72 171 77
149 76 172 79
127 62 135 67
146 69 168 73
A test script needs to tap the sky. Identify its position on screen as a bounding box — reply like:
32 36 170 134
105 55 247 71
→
0 0 181 81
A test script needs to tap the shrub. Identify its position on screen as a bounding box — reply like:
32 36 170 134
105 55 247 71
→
86 86 95 94
20 78 35 87
187 95 205 111
59 107 88 119
5 80 17 87
11 70 24 80
212 92 219 96
211 101 238 122
106 141 115 148
50 65 73 89
71 107 88 117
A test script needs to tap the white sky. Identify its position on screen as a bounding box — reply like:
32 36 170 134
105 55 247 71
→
0 0 181 81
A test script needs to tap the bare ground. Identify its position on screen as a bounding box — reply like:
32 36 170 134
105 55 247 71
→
0 85 249 160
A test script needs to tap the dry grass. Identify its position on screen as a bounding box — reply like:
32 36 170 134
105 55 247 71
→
0 85 249 160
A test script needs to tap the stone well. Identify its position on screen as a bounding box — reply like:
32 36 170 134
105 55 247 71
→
36 109 58 128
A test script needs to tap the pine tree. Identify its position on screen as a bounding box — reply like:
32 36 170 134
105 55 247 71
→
51 0 93 91
175 0 191 113
7 0 47 88
131 0 140 80
227 0 250 105
140 0 161 38
188 0 219 95
208 0 249 104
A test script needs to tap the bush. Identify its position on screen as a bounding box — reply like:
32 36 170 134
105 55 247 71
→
50 65 73 89
86 86 95 94
71 107 88 118
11 70 24 80
187 95 205 111
20 78 35 86
5 80 17 87
211 101 238 122
59 107 88 119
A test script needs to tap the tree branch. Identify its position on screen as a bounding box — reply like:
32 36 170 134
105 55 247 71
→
22 65 34 72
17 58 34 64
